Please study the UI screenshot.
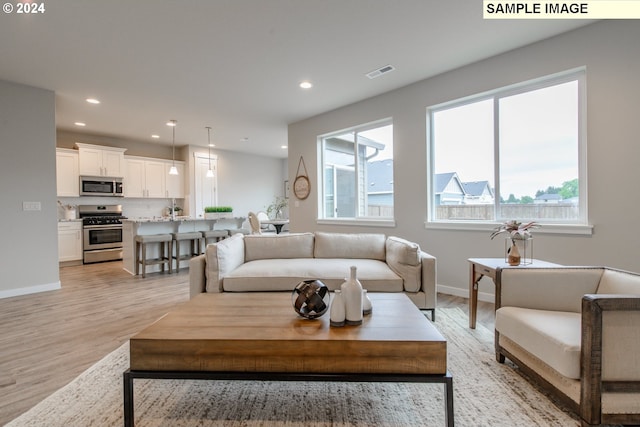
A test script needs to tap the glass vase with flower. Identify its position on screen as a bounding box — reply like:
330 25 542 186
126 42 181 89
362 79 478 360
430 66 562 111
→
490 220 540 265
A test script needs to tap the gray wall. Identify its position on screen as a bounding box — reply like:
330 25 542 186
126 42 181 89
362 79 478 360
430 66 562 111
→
0 118 284 298
288 20 640 300
0 80 58 298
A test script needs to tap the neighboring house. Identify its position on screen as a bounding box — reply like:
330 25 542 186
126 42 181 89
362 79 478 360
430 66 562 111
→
435 172 465 205
366 158 393 206
462 181 494 204
534 193 563 204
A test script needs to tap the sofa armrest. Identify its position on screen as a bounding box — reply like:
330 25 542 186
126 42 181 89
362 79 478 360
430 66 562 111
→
581 294 640 424
420 250 437 309
497 267 603 313
189 255 207 298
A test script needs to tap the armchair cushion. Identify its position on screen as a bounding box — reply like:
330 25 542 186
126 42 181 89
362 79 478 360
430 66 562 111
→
597 268 640 294
496 306 581 379
499 268 602 312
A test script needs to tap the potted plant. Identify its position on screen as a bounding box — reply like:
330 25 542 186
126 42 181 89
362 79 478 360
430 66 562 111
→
266 197 288 219
165 205 182 217
490 220 540 266
204 206 233 219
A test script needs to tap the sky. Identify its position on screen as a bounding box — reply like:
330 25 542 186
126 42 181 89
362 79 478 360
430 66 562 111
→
433 80 579 199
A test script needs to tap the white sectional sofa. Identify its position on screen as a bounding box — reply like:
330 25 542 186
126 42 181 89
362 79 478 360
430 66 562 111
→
495 266 640 427
189 232 437 316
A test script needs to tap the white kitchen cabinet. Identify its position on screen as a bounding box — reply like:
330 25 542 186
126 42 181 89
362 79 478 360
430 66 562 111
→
56 148 79 197
165 162 185 198
75 143 126 177
125 157 182 198
58 221 83 262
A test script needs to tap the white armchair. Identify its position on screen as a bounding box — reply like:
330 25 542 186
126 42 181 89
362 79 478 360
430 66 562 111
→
494 267 640 427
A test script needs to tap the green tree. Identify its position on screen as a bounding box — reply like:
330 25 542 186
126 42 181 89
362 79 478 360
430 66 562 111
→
520 196 534 204
506 194 519 203
559 179 579 199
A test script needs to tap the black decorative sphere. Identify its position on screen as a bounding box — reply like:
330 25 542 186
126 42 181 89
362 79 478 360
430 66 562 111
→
292 280 330 319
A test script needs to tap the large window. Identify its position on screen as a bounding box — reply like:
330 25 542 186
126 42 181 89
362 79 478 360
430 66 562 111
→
320 120 394 220
428 69 586 226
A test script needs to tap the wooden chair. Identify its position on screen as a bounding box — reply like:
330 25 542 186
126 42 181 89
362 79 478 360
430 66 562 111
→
248 211 261 234
494 266 640 427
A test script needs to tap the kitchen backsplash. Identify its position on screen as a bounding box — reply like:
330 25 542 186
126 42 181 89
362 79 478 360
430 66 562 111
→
57 197 185 220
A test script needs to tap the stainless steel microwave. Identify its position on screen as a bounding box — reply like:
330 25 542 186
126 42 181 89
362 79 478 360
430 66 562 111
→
80 176 124 197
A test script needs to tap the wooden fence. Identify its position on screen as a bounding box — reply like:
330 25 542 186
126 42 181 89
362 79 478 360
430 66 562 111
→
436 203 579 220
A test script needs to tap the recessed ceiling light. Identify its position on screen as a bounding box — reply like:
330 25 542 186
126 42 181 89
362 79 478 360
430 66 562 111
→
299 81 313 89
281 145 288 149
151 134 160 139
86 98 100 104
74 122 86 127
208 144 215 147
241 137 249 142
166 120 177 127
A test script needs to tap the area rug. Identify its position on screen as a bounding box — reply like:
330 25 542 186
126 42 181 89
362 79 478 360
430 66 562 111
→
6 307 583 427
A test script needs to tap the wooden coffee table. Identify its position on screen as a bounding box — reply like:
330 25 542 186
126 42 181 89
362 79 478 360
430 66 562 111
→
123 292 453 426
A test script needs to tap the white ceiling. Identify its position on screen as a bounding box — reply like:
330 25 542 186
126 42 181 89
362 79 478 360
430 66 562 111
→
0 1 593 158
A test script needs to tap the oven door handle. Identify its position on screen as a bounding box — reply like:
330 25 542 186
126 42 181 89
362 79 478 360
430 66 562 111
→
83 224 122 230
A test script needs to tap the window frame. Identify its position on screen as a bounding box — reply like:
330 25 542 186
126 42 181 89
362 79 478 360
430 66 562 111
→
426 67 592 235
317 118 396 227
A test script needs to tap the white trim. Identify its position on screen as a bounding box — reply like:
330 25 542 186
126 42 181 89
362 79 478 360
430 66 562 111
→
317 218 396 228
426 67 588 228
0 281 61 299
193 152 218 161
425 220 593 236
437 283 495 303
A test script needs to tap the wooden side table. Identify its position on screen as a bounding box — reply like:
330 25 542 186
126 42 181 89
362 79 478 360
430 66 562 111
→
468 258 561 329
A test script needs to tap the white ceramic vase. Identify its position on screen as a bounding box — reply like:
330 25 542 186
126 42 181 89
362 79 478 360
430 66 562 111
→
362 289 372 315
329 290 346 327
341 266 363 325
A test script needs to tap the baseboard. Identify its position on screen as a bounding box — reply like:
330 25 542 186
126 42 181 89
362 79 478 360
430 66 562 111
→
0 281 61 299
437 284 495 304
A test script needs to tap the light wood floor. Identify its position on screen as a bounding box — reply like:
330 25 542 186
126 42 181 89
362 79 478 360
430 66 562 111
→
0 261 495 425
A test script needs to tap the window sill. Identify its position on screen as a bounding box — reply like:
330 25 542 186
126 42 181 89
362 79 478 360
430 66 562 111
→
424 220 593 236
317 218 397 228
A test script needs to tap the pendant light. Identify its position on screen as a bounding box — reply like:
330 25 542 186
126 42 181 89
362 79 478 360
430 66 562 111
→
167 119 178 175
206 126 214 178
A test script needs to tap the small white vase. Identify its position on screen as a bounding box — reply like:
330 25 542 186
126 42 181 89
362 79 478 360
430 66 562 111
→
341 266 363 326
329 290 345 327
362 290 372 315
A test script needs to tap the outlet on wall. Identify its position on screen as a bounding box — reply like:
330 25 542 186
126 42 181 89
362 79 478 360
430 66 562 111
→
23 201 41 211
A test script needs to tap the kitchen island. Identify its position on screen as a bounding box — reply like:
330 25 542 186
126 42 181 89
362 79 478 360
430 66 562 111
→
122 217 245 275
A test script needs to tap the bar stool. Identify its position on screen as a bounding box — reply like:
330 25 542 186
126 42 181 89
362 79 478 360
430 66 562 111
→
135 234 173 278
201 229 229 253
172 232 203 272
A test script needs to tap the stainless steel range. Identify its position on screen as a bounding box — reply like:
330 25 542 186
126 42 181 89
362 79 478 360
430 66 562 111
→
79 205 125 264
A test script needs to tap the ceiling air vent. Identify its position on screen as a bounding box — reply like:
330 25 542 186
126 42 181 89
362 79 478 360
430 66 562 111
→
366 64 396 79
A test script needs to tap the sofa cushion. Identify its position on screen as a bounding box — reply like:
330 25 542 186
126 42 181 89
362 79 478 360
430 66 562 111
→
223 258 402 292
205 233 245 293
496 306 581 379
386 236 421 292
244 233 314 262
597 268 640 294
314 232 386 260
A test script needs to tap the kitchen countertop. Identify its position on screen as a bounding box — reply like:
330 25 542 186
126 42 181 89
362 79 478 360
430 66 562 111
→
123 216 214 223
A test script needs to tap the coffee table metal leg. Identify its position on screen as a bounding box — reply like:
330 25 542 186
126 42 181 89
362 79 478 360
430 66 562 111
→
444 373 454 427
123 370 134 427
121 370 453 426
